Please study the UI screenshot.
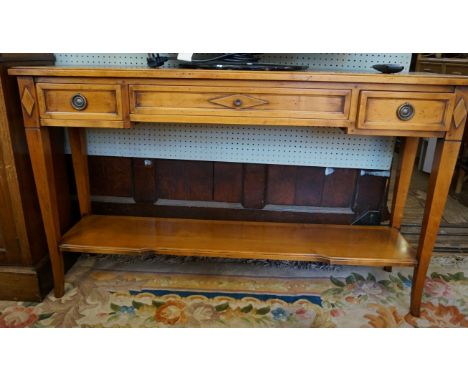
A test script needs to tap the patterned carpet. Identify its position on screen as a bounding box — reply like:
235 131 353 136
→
0 254 467 328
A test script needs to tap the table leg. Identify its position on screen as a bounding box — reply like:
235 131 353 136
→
410 139 461 316
386 137 419 273
390 137 420 230
69 128 91 216
25 127 64 297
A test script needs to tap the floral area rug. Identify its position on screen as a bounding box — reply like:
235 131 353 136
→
0 254 467 328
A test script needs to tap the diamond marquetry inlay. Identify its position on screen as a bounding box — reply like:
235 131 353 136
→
453 97 467 129
21 87 35 116
209 94 269 109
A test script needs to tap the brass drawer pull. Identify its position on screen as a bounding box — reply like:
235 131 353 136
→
397 103 415 121
71 93 88 111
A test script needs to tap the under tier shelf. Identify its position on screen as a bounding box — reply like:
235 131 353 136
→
59 215 417 267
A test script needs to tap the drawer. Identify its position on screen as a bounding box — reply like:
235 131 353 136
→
417 62 443 74
36 83 123 121
446 65 468 76
129 84 352 122
357 91 455 132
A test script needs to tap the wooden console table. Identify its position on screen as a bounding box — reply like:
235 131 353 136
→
9 67 468 316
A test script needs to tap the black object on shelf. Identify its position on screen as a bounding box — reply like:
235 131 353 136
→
146 53 308 71
177 53 307 71
147 54 169 68
178 61 308 71
372 64 404 74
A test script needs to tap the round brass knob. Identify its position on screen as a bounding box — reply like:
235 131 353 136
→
71 93 88 111
397 103 415 121
233 99 242 107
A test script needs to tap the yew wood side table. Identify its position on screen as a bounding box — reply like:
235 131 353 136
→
9 67 468 316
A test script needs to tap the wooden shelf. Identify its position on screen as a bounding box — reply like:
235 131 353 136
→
59 215 417 267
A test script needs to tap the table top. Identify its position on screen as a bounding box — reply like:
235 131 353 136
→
9 66 468 86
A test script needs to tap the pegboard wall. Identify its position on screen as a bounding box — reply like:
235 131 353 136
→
54 53 411 72
56 54 412 170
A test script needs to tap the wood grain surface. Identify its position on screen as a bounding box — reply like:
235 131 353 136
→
60 215 416 267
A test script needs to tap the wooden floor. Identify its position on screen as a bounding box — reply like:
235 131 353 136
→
389 164 468 255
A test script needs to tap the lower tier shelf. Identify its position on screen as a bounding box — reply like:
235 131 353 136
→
59 215 417 267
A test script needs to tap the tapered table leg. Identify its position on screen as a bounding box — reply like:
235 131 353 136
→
410 139 461 316
69 128 91 216
384 137 419 273
25 127 64 297
390 137 420 230
18 76 65 297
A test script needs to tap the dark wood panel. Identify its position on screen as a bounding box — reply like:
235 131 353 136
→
0 254 76 301
0 74 25 265
84 156 388 222
93 200 356 224
242 164 267 209
0 265 48 301
133 158 157 203
353 173 389 213
266 165 325 206
157 159 186 200
213 162 243 203
0 138 20 263
0 53 55 63
295 166 325 205
185 161 213 201
267 165 296 205
89 156 133 197
157 159 213 201
322 168 358 208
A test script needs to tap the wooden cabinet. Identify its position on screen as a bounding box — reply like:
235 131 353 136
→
446 65 468 76
0 154 21 265
415 55 468 75
415 55 468 192
0 54 73 301
417 62 443 74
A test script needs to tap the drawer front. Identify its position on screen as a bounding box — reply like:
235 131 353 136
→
417 62 443 74
36 83 123 121
446 64 468 76
357 91 455 131
129 85 352 122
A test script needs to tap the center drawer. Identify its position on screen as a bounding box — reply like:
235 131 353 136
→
129 84 352 123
